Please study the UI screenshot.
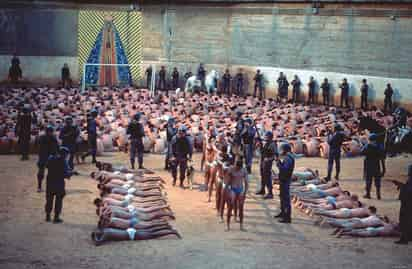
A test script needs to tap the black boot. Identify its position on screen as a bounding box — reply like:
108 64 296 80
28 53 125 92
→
130 161 135 170
274 212 284 218
363 193 371 199
92 157 97 164
46 214 51 222
247 166 252 174
172 178 176 186
263 193 273 200
376 189 381 200
53 216 63 224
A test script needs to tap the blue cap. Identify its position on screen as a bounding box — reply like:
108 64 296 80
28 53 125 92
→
265 131 273 139
134 112 141 121
369 133 377 141
178 125 187 132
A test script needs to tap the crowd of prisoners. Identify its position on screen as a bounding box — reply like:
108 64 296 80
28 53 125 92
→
1 86 411 157
91 162 180 245
274 168 401 238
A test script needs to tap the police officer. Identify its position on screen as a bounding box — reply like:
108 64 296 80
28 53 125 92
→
61 63 71 88
45 146 72 223
37 125 59 192
241 118 256 174
277 72 289 100
361 133 385 199
59 116 80 170
339 78 350 108
256 131 277 199
170 126 193 188
165 117 177 170
232 111 244 159
197 63 206 90
222 69 231 95
158 66 167 92
253 70 264 99
81 109 98 164
360 79 369 109
324 124 345 182
392 165 412 244
384 83 394 113
291 75 301 103
15 105 32 160
274 143 295 223
321 78 330 106
171 67 179 91
127 113 145 170
234 70 244 96
392 107 407 128
145 66 153 89
307 76 316 105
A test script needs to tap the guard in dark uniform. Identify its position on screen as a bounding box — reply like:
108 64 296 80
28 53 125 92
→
37 125 59 192
170 126 193 188
274 143 295 223
9 54 22 83
232 111 244 160
45 146 72 223
325 124 345 181
307 76 316 105
165 117 177 170
158 66 167 92
127 113 145 169
59 116 80 170
392 165 412 244
361 133 385 199
184 70 193 81
339 78 349 108
384 83 394 113
197 63 206 90
81 109 98 164
15 105 32 160
145 66 153 89
291 75 301 103
222 69 231 95
171 67 179 91
241 118 256 174
256 131 277 199
320 78 330 106
253 70 264 99
61 63 71 88
234 70 244 96
277 72 289 100
360 79 369 109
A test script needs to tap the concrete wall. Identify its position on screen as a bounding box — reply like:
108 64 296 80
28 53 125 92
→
141 4 412 109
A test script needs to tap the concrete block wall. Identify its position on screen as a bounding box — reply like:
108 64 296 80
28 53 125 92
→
141 5 412 110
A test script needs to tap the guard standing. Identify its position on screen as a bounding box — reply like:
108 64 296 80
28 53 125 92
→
274 143 295 223
291 75 301 103
81 109 98 164
171 67 179 91
145 66 153 89
165 117 177 170
158 66 167 92
45 146 72 223
307 76 316 105
277 72 289 100
170 126 193 188
61 63 71 88
324 124 345 182
197 63 206 90
253 70 264 99
37 125 59 192
234 70 244 96
15 105 32 160
361 133 385 200
127 113 145 169
360 79 369 109
59 116 80 170
384 83 394 113
256 131 277 199
241 118 256 174
222 69 231 95
321 78 330 106
339 78 350 108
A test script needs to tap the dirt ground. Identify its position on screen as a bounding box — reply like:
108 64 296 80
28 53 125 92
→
0 152 411 269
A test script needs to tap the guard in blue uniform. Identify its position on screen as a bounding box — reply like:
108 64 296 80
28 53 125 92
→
222 69 231 95
158 66 167 92
171 67 179 91
81 109 98 163
15 106 33 160
45 146 72 223
165 117 177 170
37 125 59 192
321 78 330 106
59 116 80 170
307 76 316 105
170 126 193 188
277 72 289 100
253 70 264 99
325 124 345 181
234 70 244 96
241 118 256 174
360 79 369 109
361 133 385 199
339 78 349 108
291 75 301 103
384 83 393 113
127 113 145 170
274 143 295 223
197 63 206 90
256 131 277 199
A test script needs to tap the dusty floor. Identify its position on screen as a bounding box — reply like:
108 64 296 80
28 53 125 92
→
0 152 411 269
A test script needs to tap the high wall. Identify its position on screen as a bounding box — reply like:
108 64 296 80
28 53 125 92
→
141 3 412 109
